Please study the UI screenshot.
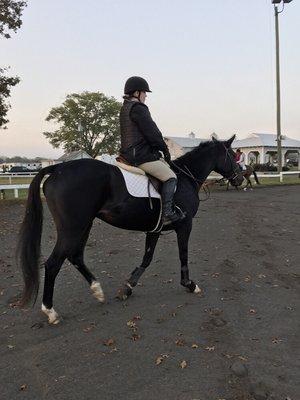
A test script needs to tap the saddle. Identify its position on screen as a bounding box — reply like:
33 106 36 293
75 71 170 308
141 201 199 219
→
115 156 162 194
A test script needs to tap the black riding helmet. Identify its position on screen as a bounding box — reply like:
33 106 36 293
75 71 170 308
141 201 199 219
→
124 76 152 95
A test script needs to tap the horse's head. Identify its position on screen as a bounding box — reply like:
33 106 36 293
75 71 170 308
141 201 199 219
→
212 135 244 186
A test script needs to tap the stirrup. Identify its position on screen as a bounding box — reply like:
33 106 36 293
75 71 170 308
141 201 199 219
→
163 206 186 225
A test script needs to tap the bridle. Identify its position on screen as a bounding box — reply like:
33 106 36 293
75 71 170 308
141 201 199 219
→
221 144 242 182
171 145 241 186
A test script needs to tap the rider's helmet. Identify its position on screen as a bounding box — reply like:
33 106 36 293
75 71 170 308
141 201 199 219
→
236 148 241 152
124 76 152 95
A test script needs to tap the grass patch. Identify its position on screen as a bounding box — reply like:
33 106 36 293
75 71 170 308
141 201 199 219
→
0 177 33 185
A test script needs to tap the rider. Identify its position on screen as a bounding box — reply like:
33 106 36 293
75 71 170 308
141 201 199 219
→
235 148 246 171
119 76 185 224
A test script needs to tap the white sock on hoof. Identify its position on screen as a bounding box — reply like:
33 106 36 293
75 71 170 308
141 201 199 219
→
194 284 202 294
91 281 105 303
41 304 60 324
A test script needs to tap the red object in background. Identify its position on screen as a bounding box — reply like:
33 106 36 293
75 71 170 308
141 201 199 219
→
235 153 241 162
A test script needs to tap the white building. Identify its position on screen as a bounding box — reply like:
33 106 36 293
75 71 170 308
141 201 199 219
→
56 150 92 163
232 133 300 166
165 132 207 159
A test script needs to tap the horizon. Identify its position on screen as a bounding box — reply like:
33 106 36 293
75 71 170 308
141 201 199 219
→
1 0 299 158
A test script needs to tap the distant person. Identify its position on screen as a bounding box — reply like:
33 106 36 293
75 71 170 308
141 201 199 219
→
119 76 184 224
235 148 246 171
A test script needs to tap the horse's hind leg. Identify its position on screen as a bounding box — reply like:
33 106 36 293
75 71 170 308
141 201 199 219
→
117 232 160 300
42 244 66 324
69 253 105 303
67 223 105 303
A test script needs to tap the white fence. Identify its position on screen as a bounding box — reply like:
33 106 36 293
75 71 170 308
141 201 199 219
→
1 171 299 199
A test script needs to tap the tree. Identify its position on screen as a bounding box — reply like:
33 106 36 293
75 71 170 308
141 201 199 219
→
43 92 122 158
0 0 27 38
0 67 20 128
0 0 27 128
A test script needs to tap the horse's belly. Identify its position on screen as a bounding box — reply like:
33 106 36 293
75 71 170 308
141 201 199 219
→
97 196 161 232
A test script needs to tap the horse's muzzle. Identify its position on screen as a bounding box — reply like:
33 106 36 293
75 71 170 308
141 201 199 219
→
230 172 244 187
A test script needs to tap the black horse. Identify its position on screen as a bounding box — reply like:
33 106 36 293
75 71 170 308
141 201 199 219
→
18 135 243 324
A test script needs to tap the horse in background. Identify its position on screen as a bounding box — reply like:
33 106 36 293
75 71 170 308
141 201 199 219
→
227 164 260 191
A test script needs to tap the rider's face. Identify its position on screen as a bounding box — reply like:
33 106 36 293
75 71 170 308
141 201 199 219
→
139 91 147 103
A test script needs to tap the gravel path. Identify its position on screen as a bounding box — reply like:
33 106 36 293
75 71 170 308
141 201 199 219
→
0 186 299 400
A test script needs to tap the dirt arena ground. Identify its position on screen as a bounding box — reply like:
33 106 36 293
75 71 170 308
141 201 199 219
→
0 185 299 400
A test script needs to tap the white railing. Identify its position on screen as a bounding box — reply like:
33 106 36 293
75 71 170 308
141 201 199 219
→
0 172 38 184
0 171 299 199
0 184 31 199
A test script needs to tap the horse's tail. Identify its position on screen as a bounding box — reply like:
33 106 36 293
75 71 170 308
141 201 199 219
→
18 165 58 306
253 170 260 184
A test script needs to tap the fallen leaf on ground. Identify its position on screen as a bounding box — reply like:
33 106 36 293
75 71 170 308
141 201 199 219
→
132 315 141 321
258 274 266 278
205 346 215 352
191 343 199 348
180 360 187 369
131 333 141 341
103 338 115 347
155 354 168 365
20 384 27 391
249 309 256 314
83 326 94 333
272 337 282 344
175 339 185 347
126 320 136 328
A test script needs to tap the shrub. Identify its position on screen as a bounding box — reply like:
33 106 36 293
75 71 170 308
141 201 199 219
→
253 163 290 172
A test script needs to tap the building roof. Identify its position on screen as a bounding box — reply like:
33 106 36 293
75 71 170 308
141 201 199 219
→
165 136 207 148
57 150 92 162
233 133 300 149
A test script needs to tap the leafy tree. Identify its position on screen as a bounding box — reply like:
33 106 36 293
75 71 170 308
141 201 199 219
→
0 67 20 128
0 0 27 38
44 92 122 158
0 0 27 128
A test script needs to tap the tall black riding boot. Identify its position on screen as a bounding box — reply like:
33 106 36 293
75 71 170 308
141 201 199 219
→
161 178 185 224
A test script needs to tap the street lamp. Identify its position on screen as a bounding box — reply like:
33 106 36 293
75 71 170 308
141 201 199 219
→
272 0 293 173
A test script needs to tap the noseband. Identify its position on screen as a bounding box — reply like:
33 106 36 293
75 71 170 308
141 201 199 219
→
222 145 241 182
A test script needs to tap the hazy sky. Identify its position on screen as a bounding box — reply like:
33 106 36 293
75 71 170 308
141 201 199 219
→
1 0 299 158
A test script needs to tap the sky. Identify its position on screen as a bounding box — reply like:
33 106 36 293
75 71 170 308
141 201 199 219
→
1 0 299 158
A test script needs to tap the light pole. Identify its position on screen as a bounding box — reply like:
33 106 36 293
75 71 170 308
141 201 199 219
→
272 0 292 173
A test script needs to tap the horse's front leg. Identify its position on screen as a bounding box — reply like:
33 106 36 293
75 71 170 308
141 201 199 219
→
176 220 201 294
117 232 160 300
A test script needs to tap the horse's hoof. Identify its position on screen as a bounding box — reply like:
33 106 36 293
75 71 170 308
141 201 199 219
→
41 304 60 325
243 188 247 191
185 281 196 293
116 284 132 301
91 281 105 303
193 284 202 294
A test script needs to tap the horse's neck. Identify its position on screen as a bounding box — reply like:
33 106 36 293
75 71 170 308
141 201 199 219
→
180 147 215 183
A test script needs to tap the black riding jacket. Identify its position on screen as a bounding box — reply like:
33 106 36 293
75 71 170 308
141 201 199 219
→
119 99 170 166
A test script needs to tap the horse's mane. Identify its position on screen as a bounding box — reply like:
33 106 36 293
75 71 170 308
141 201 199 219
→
174 140 216 166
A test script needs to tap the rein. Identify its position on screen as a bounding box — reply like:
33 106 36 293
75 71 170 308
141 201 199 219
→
170 161 210 201
170 143 241 199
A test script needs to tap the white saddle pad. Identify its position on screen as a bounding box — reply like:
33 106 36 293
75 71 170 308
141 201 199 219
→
118 167 160 198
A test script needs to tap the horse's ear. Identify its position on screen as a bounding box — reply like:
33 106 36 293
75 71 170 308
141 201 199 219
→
212 136 218 143
225 134 236 148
